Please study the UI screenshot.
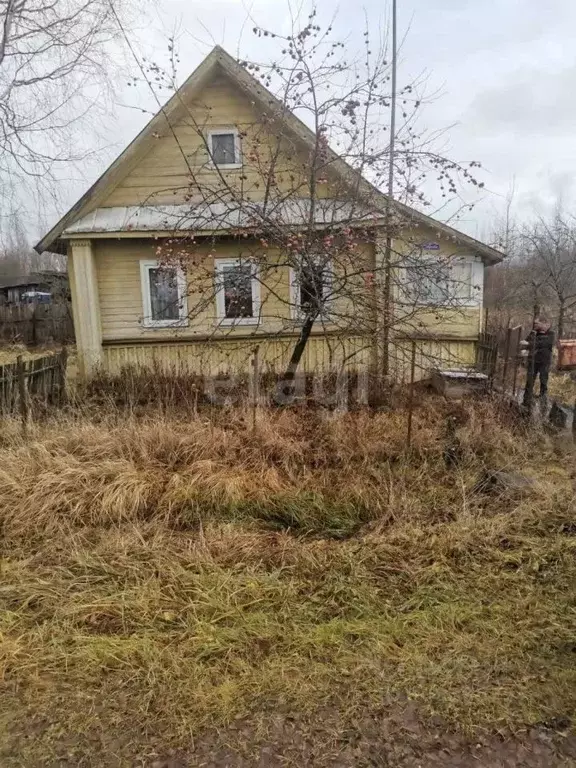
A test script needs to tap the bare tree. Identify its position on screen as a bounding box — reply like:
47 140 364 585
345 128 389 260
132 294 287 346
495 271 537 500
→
485 190 533 330
130 15 487 388
484 185 555 333
0 0 143 227
521 211 576 339
0 211 66 275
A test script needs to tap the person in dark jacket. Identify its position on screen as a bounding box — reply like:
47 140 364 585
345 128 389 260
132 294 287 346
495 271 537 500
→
522 318 555 405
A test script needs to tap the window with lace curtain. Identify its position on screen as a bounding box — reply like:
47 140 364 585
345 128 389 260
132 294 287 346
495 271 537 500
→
139 261 188 327
403 255 480 306
215 258 260 324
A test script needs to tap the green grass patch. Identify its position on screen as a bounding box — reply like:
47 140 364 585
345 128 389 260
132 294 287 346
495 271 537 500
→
0 402 574 764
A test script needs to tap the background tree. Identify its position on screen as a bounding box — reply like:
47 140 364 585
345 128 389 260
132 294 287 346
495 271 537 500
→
522 212 576 339
0 212 65 275
0 0 144 236
487 199 576 338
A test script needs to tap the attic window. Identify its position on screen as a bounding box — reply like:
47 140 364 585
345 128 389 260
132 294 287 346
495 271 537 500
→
208 129 241 168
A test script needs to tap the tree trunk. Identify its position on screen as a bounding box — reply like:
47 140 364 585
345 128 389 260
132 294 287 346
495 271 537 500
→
558 299 565 340
31 303 38 346
532 300 540 327
275 313 316 404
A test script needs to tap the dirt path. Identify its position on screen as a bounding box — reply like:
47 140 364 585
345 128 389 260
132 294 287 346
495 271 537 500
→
146 707 576 768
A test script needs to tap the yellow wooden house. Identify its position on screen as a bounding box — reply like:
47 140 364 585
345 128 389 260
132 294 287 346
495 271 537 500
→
36 46 503 382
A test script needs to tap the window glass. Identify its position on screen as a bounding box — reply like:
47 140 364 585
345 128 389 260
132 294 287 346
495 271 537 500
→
451 262 474 300
222 263 253 318
148 267 180 321
405 260 450 304
211 133 236 165
297 262 330 314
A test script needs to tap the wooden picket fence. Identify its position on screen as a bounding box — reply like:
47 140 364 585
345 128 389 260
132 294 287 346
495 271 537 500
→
0 349 68 426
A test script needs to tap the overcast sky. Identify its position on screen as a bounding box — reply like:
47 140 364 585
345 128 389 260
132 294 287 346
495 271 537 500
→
39 0 576 243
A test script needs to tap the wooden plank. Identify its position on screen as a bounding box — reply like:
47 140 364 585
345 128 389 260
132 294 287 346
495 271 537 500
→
17 356 28 434
0 303 73 345
0 351 68 416
0 362 8 413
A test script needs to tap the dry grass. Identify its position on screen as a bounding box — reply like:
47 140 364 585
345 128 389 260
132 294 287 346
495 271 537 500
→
0 344 77 386
548 371 576 403
0 343 60 364
513 368 576 404
0 397 575 765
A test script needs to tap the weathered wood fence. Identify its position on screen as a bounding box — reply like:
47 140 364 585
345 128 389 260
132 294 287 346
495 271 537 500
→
477 326 525 398
476 331 498 377
0 303 74 345
0 349 68 425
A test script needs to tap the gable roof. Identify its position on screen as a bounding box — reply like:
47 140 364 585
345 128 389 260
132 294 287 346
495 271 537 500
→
35 46 503 265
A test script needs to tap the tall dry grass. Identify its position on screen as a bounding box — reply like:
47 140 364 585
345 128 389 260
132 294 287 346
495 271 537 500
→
0 396 574 765
0 397 544 543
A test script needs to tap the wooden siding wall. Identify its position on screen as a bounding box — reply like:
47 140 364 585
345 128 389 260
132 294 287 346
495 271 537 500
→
394 307 482 339
94 239 367 342
389 339 477 383
96 240 290 340
102 336 475 381
388 245 484 340
99 75 330 210
103 335 372 376
94 238 481 343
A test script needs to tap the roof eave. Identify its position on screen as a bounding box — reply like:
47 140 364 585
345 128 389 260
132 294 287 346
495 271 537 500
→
35 47 226 254
58 219 505 264
36 45 504 267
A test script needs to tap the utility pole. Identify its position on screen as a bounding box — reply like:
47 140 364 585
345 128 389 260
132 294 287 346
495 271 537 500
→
381 0 398 378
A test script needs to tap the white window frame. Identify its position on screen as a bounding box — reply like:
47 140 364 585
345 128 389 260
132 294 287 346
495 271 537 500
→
450 256 483 307
289 260 334 321
208 128 242 169
214 258 260 326
139 260 188 328
402 254 482 308
403 255 450 307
